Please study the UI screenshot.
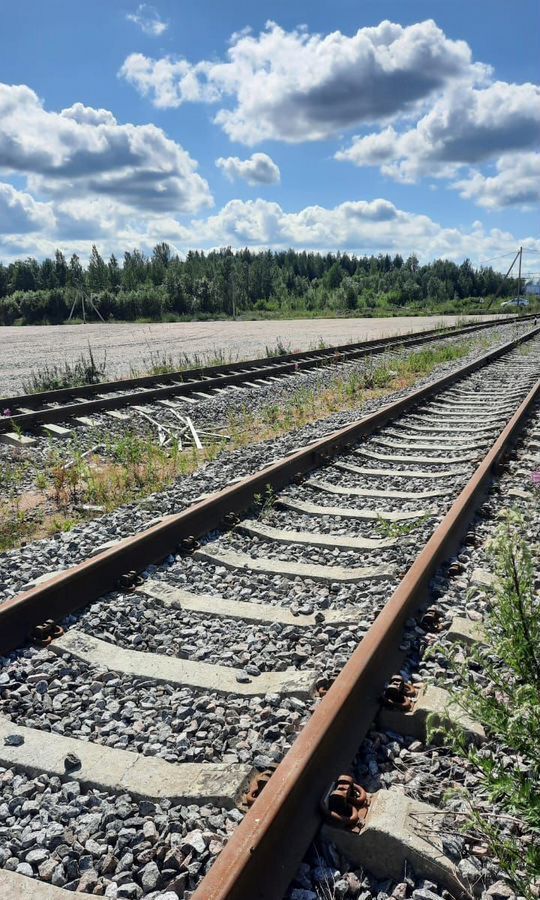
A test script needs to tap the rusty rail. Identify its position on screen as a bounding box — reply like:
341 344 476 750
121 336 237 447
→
0 324 538 656
192 377 540 900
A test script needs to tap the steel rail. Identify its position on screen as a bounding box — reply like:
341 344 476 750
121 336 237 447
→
192 377 540 900
0 315 527 433
0 324 538 658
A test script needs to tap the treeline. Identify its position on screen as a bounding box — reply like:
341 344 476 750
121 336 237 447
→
0 244 519 325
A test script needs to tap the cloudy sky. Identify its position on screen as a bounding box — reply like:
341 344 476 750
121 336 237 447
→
1 0 539 271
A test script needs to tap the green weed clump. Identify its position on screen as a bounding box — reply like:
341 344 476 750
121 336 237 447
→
265 339 292 357
253 485 276 516
430 511 540 898
0 461 33 551
23 347 106 393
129 350 178 377
398 341 474 375
40 433 216 513
128 346 241 378
0 432 225 551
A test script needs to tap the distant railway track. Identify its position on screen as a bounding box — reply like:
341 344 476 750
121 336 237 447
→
0 314 531 439
0 323 539 899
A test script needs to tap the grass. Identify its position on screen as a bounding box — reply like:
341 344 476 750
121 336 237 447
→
0 333 492 552
128 350 179 377
226 339 478 447
22 347 107 393
22 340 316 390
0 459 34 550
376 513 432 539
125 339 330 376
429 510 540 899
128 346 243 378
45 433 225 512
0 432 227 550
397 342 476 373
264 339 292 357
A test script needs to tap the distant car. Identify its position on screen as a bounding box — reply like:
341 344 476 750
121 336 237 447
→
501 298 529 307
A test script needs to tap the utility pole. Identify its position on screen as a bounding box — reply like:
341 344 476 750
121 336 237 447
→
517 246 523 303
485 246 522 309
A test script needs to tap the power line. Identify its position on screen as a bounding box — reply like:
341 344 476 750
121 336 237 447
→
477 250 520 266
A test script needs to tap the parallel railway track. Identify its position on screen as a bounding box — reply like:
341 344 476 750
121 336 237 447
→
0 315 530 439
0 324 539 899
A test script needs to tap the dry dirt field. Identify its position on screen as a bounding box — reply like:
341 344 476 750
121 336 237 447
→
0 315 509 395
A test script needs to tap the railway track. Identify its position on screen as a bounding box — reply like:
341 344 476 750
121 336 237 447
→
0 315 530 442
278 411 540 900
0 325 538 900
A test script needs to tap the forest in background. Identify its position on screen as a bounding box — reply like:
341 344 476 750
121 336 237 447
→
0 244 524 325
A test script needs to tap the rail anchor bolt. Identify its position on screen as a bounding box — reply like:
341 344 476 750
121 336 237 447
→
381 676 419 712
418 608 445 633
117 571 144 592
30 619 64 646
321 774 370 832
180 536 200 554
240 766 278 810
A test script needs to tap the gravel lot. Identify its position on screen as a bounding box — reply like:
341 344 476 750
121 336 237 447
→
0 315 509 395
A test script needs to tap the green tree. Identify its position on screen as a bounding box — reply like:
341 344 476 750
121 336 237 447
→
87 245 108 292
107 254 122 292
123 250 148 290
67 254 84 289
54 250 68 287
323 261 344 290
39 257 56 289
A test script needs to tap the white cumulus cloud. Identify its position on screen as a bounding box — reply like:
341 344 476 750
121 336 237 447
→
216 153 280 185
336 81 540 188
127 4 168 37
161 198 540 271
0 182 55 234
119 55 218 107
61 103 118 127
1 192 539 273
117 17 539 210
119 19 487 143
454 152 540 210
0 83 212 214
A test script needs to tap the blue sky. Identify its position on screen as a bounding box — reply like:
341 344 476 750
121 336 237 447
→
0 0 539 272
